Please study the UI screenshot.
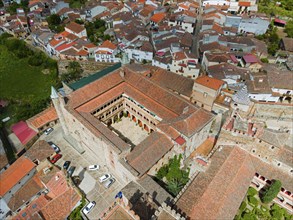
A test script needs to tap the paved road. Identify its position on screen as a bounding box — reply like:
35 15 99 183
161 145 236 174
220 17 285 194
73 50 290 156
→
41 125 125 219
191 2 203 57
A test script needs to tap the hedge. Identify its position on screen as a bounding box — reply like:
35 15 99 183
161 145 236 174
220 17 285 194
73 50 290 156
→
239 202 247 212
248 196 258 207
260 180 282 203
247 187 258 197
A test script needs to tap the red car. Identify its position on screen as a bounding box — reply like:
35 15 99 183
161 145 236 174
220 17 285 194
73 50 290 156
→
50 154 62 164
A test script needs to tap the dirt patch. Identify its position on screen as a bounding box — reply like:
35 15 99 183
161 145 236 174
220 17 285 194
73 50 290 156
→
42 69 51 75
58 60 115 77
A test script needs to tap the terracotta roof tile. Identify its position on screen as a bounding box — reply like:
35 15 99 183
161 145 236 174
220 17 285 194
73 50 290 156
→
27 106 58 130
8 176 44 211
0 156 36 196
150 12 166 23
99 40 117 50
195 76 225 90
127 132 173 176
25 140 55 162
176 147 255 220
65 21 85 34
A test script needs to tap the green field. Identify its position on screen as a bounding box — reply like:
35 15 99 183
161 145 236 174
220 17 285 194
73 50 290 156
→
0 40 59 128
0 45 57 102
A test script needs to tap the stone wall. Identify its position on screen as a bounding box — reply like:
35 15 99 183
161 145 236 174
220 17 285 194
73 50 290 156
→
58 60 115 77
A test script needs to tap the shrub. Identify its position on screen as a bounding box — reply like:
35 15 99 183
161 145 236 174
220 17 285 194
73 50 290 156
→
239 201 247 212
260 180 282 203
248 196 258 207
261 58 269 63
242 213 257 220
156 165 168 180
68 197 86 220
247 187 258 197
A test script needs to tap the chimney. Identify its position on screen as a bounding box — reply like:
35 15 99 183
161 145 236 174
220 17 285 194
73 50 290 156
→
183 106 189 114
120 70 125 78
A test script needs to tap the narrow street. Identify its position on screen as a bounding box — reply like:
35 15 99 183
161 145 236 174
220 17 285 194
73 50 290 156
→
191 2 203 57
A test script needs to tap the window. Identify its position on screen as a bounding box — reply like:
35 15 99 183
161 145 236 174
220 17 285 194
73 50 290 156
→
22 213 27 217
32 204 37 209
203 92 208 98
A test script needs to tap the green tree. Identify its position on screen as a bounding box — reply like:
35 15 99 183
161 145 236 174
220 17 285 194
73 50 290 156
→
156 165 168 180
85 20 107 44
47 14 64 32
260 180 282 203
61 61 83 82
285 20 293 38
261 58 269 63
167 178 185 196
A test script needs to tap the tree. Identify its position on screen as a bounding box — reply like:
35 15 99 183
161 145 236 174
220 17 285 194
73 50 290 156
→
157 155 190 196
285 20 293 38
167 178 185 196
260 180 282 203
61 61 83 82
156 165 168 180
47 14 63 32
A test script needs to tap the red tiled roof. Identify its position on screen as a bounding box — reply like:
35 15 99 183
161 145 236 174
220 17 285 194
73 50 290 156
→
239 1 251 6
176 147 255 220
150 12 166 23
127 132 174 176
175 136 186 145
11 121 37 145
274 18 286 25
27 106 58 129
8 176 44 211
65 22 85 34
40 188 81 220
55 41 77 52
0 156 35 196
99 40 117 50
76 49 89 56
195 76 225 91
243 54 258 63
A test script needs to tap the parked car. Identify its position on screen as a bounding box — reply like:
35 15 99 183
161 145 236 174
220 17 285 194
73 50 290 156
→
104 178 115 189
88 165 100 171
99 174 111 183
48 141 60 153
63 161 70 170
67 166 76 177
50 154 62 164
44 127 53 135
83 201 96 215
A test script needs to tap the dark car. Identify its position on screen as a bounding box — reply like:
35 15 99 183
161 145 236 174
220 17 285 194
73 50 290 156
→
50 154 62 164
67 166 76 177
63 161 70 170
48 141 60 153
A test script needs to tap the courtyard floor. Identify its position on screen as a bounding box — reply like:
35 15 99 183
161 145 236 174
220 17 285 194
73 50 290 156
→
110 117 149 146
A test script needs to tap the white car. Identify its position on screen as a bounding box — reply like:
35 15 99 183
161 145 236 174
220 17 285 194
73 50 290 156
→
83 201 96 215
99 174 111 183
48 141 60 153
88 165 100 171
104 178 115 189
44 127 53 135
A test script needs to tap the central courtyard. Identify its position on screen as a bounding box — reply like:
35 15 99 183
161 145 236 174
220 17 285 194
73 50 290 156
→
110 117 149 146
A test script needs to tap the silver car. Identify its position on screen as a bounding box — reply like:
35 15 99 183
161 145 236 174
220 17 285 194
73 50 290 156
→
83 201 96 215
104 178 115 188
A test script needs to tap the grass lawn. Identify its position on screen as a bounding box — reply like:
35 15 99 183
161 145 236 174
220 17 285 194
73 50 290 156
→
0 44 59 128
0 45 57 102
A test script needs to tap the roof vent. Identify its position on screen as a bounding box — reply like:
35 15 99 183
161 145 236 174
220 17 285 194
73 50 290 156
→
120 70 125 78
183 106 189 114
